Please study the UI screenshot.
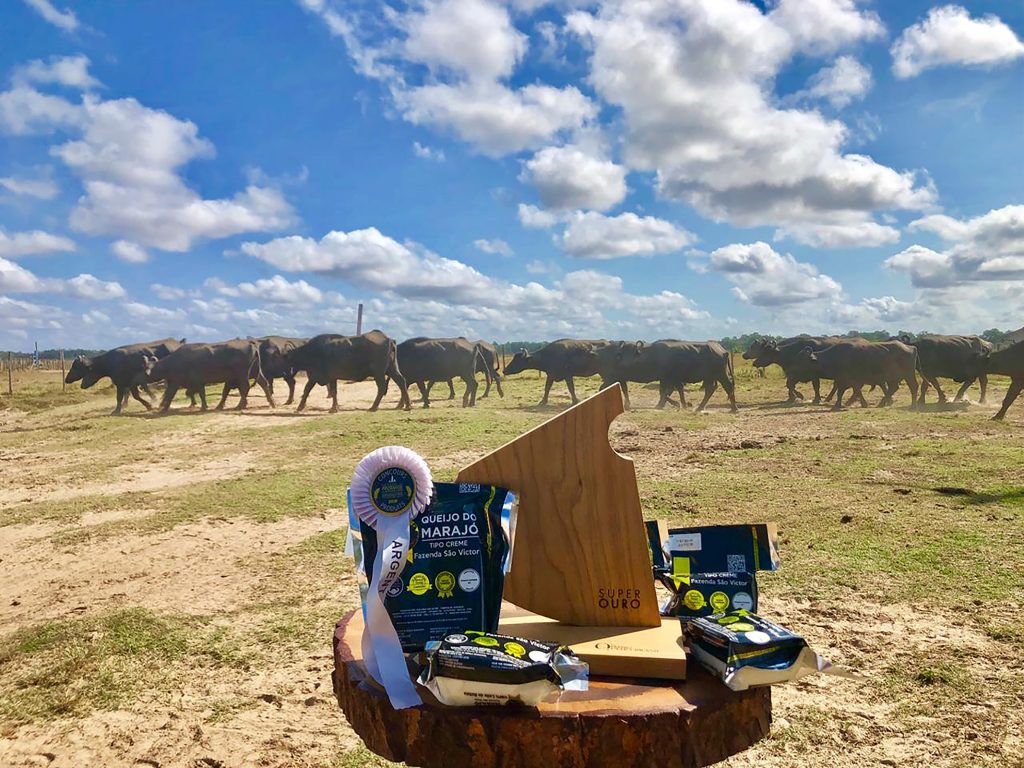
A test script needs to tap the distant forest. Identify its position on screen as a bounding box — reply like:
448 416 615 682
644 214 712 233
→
3 328 1020 359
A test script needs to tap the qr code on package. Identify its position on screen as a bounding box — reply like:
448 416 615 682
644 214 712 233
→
727 554 747 572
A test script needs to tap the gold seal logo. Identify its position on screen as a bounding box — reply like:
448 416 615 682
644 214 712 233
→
408 572 432 596
436 571 456 598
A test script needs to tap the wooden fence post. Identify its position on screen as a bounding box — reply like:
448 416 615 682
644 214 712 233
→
6 352 11 396
60 349 66 391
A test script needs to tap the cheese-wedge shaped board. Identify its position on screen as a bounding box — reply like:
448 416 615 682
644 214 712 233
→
457 384 660 627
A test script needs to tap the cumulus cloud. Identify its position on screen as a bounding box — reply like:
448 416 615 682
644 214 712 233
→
0 256 45 292
301 0 596 156
64 273 126 300
0 255 123 300
111 240 150 263
887 204 1024 286
800 56 872 108
706 241 843 307
208 274 324 305
521 145 627 211
892 5 1024 79
0 229 75 258
518 203 562 229
0 174 59 199
0 75 296 252
14 54 100 90
22 0 79 32
567 0 934 247
412 141 445 161
473 238 514 256
151 283 187 301
558 212 695 259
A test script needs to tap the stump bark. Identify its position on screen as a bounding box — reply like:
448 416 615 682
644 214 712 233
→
332 611 771 768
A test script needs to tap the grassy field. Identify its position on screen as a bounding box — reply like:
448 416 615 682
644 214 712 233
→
0 363 1022 768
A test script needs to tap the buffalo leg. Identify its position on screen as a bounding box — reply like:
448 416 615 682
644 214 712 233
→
926 374 947 403
953 378 973 402
831 384 847 411
447 380 457 400
918 377 929 405
328 381 339 413
129 385 153 410
993 378 1022 421
979 373 988 404
786 376 801 403
539 375 555 406
678 385 687 408
216 384 231 410
811 378 822 405
159 384 179 414
297 379 317 411
480 373 490 399
462 376 477 407
371 376 389 411
237 378 251 411
905 372 919 409
566 377 582 405
111 384 127 415
696 380 717 412
493 372 504 398
416 381 430 408
824 382 839 403
197 386 208 411
720 375 738 413
656 381 673 409
255 370 275 408
284 373 297 406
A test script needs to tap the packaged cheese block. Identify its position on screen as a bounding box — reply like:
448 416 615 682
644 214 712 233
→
418 631 589 707
358 482 512 651
684 610 855 691
656 569 758 618
646 521 781 575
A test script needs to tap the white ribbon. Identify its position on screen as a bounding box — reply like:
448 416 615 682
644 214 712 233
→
350 446 433 710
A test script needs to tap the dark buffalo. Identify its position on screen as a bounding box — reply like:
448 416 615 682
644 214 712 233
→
397 337 489 408
64 337 185 415
258 336 307 406
503 339 608 406
989 340 1024 420
743 336 848 404
428 340 505 400
798 341 919 412
597 339 737 412
899 334 992 404
287 330 409 412
146 339 274 413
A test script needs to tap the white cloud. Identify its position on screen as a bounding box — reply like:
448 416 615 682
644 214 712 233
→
0 256 45 292
151 283 187 301
473 238 514 257
887 204 1024 286
22 0 79 32
111 240 150 263
82 309 111 325
521 145 627 211
518 202 562 229
892 5 1024 79
122 301 187 322
706 241 843 307
412 141 445 161
567 0 934 247
774 219 900 248
398 81 595 157
209 274 324 305
64 273 125 300
14 55 100 90
400 0 527 81
0 174 59 199
801 56 872 108
558 211 695 259
0 86 81 135
0 229 75 258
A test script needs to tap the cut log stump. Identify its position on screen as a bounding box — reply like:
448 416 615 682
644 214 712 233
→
332 611 771 768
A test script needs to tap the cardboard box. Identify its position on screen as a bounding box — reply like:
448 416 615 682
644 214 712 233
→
498 607 687 680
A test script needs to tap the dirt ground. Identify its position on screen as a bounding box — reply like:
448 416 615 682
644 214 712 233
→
0 366 1022 768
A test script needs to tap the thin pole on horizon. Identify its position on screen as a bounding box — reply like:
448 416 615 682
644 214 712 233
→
60 349 66 391
6 352 11 396
356 303 363 336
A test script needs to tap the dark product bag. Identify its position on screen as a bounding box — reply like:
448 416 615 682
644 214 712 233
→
360 482 510 651
647 521 780 575
656 569 758 618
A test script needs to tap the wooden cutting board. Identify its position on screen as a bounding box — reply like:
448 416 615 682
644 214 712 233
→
457 384 660 627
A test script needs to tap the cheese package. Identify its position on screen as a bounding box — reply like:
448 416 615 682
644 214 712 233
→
656 569 758 618
356 482 513 651
646 521 780 575
684 610 855 691
418 631 589 706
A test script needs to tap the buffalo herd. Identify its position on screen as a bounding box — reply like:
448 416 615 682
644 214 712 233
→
63 332 1024 421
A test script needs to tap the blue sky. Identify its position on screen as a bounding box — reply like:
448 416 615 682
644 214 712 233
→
1 0 1022 350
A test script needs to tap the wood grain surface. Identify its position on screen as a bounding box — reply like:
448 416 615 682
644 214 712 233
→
457 384 660 627
332 611 772 768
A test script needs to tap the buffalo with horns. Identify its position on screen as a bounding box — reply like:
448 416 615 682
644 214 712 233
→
64 337 185 415
145 339 274 413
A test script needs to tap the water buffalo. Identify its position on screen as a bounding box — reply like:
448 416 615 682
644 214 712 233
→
397 337 489 408
64 337 186 415
287 330 409 412
146 339 274 413
503 339 608 406
899 334 992 405
798 341 919 412
989 340 1024 420
428 340 504 400
597 340 737 412
258 336 307 406
743 336 848 404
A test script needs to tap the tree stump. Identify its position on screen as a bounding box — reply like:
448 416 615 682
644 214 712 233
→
332 611 772 768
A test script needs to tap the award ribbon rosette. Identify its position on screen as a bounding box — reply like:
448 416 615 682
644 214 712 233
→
350 446 433 709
